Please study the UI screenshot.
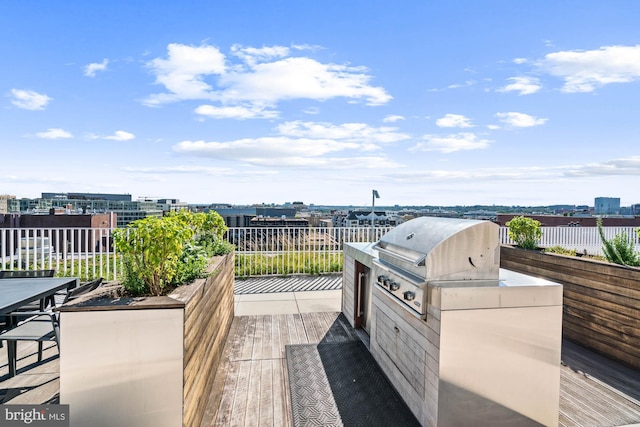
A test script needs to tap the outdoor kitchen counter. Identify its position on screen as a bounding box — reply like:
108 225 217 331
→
429 269 563 310
368 269 563 427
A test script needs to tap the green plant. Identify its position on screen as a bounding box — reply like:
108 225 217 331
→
543 246 577 256
112 210 230 296
597 218 640 266
506 216 542 250
173 242 209 285
113 215 194 296
196 233 235 257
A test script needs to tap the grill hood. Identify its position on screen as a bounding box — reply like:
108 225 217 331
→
373 217 500 281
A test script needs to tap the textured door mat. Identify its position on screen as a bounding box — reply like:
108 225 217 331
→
285 341 421 427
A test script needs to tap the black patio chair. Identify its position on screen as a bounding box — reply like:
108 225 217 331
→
0 311 59 377
58 277 103 305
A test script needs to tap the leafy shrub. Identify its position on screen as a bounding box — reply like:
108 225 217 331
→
597 218 639 266
196 233 235 257
113 210 230 296
173 243 209 286
506 216 542 250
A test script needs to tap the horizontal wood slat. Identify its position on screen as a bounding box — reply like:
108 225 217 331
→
179 253 235 427
501 245 640 370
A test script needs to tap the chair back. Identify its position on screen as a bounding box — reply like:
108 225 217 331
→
0 269 55 278
64 278 103 303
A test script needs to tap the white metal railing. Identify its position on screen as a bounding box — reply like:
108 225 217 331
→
1 225 639 279
227 226 393 276
0 227 117 280
499 226 640 256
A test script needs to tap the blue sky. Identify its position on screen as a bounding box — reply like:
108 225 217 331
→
2 1 640 207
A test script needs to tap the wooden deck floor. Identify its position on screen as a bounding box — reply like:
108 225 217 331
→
0 340 60 404
201 312 640 427
2 312 640 427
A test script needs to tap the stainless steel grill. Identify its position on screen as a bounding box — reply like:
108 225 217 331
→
372 216 500 317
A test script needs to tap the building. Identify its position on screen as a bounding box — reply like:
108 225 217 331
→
594 197 621 215
0 194 16 214
208 207 257 227
462 210 498 221
35 192 162 227
140 198 189 213
0 211 116 257
496 214 640 227
342 210 399 227
42 192 132 202
209 206 299 228
250 217 309 227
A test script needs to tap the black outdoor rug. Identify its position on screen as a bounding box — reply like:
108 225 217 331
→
285 341 421 427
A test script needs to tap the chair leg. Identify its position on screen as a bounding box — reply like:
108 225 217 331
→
7 341 17 377
37 341 43 362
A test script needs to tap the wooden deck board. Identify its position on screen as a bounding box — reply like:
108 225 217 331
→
258 360 274 427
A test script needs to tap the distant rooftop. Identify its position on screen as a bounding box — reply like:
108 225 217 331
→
41 192 132 202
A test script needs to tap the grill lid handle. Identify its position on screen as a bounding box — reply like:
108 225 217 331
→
373 244 426 267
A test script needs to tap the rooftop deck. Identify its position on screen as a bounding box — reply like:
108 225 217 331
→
2 276 640 426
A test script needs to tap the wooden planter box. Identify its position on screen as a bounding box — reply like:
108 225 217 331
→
59 253 235 427
500 245 640 370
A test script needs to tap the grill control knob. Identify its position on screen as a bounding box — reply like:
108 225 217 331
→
377 275 386 284
403 291 415 301
389 281 400 291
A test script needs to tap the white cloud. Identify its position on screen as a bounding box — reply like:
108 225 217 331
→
120 165 276 177
194 104 279 119
171 123 404 169
84 59 109 77
446 80 476 90
435 114 474 128
219 57 391 106
104 130 135 141
230 44 290 66
10 89 52 110
384 157 640 184
144 43 227 105
276 121 409 144
513 58 528 64
87 130 136 141
539 44 640 93
36 128 73 139
497 76 541 95
173 137 372 168
412 132 491 153
496 112 547 127
174 137 358 159
565 156 640 177
383 115 405 123
175 139 399 168
144 42 391 112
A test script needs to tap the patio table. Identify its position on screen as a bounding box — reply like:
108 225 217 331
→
0 277 79 315
0 277 78 376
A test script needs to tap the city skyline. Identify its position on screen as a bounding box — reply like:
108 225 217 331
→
2 2 640 207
